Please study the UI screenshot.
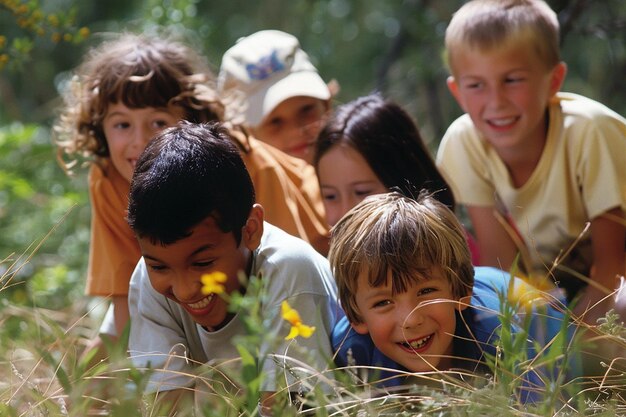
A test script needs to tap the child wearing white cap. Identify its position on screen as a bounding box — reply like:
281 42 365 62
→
219 30 336 165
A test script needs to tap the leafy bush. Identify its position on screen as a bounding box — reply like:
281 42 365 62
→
0 122 90 309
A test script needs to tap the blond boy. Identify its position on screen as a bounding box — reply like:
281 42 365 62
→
436 0 626 324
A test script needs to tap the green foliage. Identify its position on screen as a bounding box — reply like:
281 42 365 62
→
0 0 89 71
0 123 90 309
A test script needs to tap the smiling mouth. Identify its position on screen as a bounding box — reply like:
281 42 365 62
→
187 294 214 310
289 141 314 154
487 116 518 127
400 334 433 350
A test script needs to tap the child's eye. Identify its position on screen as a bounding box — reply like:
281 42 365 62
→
147 263 167 272
373 299 391 308
193 260 214 268
299 103 323 122
321 192 337 202
355 189 374 198
267 117 283 129
463 81 482 90
152 119 171 129
113 122 130 129
299 103 316 115
417 287 438 296
506 77 524 84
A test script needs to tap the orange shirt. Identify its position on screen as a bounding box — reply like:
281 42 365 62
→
234 131 330 255
85 161 140 296
85 132 329 297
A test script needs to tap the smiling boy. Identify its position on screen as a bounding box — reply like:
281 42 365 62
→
329 192 573 400
436 0 626 325
126 122 341 413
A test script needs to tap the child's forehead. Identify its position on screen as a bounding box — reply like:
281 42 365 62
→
450 40 548 76
265 95 328 118
139 215 235 256
356 264 446 288
450 32 549 69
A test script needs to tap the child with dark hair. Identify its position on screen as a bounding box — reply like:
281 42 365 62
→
127 121 341 413
314 92 479 263
53 32 331 363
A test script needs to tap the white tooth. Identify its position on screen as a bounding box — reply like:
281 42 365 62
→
189 294 213 309
408 335 431 349
491 117 516 126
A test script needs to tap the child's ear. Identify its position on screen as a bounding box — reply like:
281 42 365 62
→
327 79 340 98
549 62 567 97
457 293 471 312
242 204 264 250
351 321 369 335
446 76 465 111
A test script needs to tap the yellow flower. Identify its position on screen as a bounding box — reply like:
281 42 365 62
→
508 272 554 311
78 27 90 39
281 300 316 340
47 14 59 27
201 271 227 295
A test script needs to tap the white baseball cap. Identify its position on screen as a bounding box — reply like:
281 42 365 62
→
218 30 330 127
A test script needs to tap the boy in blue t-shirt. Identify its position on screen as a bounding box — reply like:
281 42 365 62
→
328 191 576 402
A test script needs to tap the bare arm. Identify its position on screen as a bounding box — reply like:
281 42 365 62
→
467 205 520 270
113 295 130 336
573 207 626 324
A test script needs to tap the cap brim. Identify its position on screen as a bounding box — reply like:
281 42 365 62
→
245 71 331 127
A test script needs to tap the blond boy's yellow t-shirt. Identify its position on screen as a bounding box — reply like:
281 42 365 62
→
85 133 329 297
436 92 626 276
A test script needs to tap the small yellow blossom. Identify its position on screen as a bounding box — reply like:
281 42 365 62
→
78 27 90 39
508 272 555 310
47 14 59 27
201 271 227 295
281 300 316 340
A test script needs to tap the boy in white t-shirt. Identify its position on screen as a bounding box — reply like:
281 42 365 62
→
127 122 341 414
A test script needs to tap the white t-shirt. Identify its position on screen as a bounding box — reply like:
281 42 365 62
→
128 222 342 393
437 93 626 280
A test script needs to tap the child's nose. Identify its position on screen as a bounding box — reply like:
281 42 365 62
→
489 85 507 107
171 274 201 302
132 125 154 149
298 119 322 141
341 198 357 220
401 304 425 329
